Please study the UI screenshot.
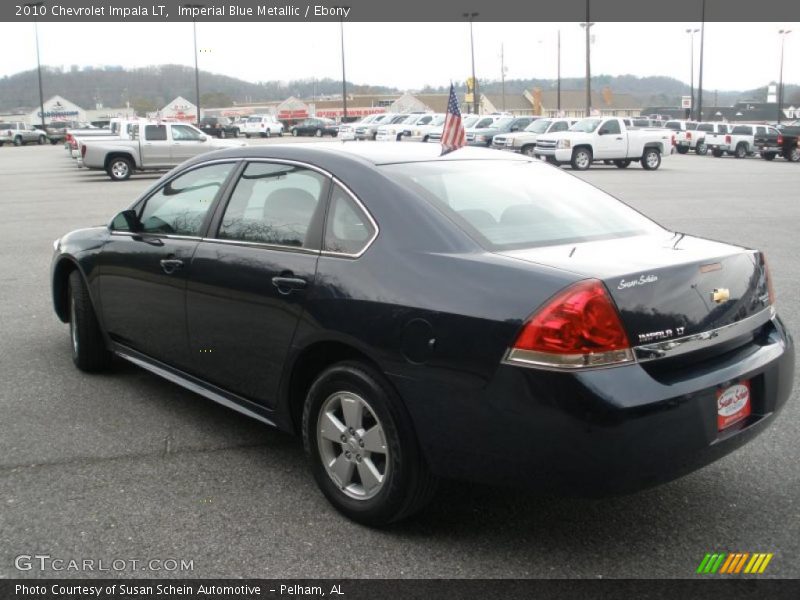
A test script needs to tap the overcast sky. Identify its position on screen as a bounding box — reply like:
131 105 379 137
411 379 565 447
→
0 22 797 92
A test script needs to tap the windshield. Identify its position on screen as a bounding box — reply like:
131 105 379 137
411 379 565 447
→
569 119 602 133
525 120 551 133
461 116 480 128
381 161 663 250
247 117 261 123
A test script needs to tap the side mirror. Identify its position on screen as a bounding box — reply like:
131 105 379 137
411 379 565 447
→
110 209 141 232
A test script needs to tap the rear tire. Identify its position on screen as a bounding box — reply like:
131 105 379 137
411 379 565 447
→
266 129 271 138
68 270 112 372
676 146 689 154
696 140 708 155
570 147 592 170
107 157 133 181
762 152 776 161
712 148 723 158
735 143 748 159
303 361 438 526
614 159 631 169
787 146 800 162
641 147 662 170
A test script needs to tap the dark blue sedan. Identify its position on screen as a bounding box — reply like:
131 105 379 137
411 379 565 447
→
51 143 794 525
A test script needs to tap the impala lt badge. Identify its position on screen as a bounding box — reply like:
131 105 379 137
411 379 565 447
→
711 288 731 304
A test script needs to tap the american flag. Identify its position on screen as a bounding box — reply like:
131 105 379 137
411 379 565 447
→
440 84 466 155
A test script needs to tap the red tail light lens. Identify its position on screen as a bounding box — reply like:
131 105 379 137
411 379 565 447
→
80 144 87 158
686 132 692 140
505 279 634 370
777 135 783 145
725 135 731 144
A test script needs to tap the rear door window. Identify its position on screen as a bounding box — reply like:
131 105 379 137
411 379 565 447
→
144 125 167 141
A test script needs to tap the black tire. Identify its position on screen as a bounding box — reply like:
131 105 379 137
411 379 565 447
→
68 270 111 372
570 147 592 170
13 136 22 146
696 140 708 155
762 152 776 161
787 146 800 162
641 147 662 170
302 361 438 526
292 129 298 137
50 138 59 145
521 145 535 157
603 159 613 165
735 143 748 159
614 159 631 169
315 129 323 138
676 145 689 154
712 148 723 157
245 133 251 139
107 156 133 181
422 135 429 143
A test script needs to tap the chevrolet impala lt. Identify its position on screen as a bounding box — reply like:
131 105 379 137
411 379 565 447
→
50 144 794 525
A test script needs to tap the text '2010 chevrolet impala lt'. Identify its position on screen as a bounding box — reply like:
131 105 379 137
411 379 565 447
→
51 143 794 526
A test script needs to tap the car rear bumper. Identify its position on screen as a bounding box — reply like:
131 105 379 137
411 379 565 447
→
392 315 794 495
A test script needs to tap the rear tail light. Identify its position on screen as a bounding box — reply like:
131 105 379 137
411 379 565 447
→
686 132 692 140
725 135 731 144
671 135 676 146
80 144 87 158
504 279 634 370
761 252 776 306
777 135 783 145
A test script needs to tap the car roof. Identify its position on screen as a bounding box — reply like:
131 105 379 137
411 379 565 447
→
195 141 530 168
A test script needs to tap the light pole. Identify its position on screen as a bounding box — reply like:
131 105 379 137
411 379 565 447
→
24 2 46 131
500 43 506 112
778 29 792 124
557 29 561 114
685 28 699 120
185 3 204 123
339 14 347 121
463 12 479 115
579 4 595 118
696 0 706 122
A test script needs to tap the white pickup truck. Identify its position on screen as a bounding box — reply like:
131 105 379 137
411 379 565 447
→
79 122 244 180
492 117 575 155
534 117 675 170
676 122 730 155
706 124 774 158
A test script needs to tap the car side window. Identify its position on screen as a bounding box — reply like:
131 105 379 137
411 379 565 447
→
756 126 767 136
138 163 235 236
145 125 167 141
172 125 204 141
324 184 376 256
550 121 568 133
602 120 621 134
218 162 326 248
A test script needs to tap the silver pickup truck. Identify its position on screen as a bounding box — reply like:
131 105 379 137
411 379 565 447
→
79 122 245 180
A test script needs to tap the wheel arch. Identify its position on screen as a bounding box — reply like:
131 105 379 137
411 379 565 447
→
281 338 387 436
103 152 136 171
52 256 84 322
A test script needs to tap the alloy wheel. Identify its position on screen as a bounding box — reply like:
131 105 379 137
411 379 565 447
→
317 391 389 500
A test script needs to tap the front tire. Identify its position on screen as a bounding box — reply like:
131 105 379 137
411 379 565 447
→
107 157 133 181
641 147 662 170
68 270 111 372
570 147 592 170
712 148 723 157
521 145 535 157
220 130 227 139
303 361 438 526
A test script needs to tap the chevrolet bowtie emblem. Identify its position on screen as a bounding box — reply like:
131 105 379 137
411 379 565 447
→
711 288 730 304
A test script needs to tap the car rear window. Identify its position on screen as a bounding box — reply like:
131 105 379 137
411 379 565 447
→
697 123 714 132
0 124 14 130
732 126 752 134
381 160 663 250
665 121 683 130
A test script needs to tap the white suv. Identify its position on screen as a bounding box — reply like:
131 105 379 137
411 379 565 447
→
243 115 284 138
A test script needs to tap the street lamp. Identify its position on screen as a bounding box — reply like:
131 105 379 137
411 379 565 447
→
696 0 706 122
338 11 348 121
778 29 792 124
463 12 479 115
685 28 699 120
184 3 204 123
557 29 561 114
24 2 46 132
579 2 595 118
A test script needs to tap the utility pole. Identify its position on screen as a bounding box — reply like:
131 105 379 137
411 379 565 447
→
184 3 204 123
696 0 706 122
500 43 506 112
580 1 594 117
340 15 347 120
777 29 792 124
463 12 479 115
24 2 46 131
557 29 561 114
686 28 699 120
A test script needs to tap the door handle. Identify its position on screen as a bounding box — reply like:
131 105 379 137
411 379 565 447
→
160 258 184 274
615 137 623 140
272 276 307 294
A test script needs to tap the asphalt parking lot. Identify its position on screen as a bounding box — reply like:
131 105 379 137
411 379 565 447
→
0 142 798 579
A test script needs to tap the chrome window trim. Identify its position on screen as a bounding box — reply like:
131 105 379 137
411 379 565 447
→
196 158 379 259
109 231 203 241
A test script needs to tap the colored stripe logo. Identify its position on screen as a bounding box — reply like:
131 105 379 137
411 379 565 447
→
696 552 773 574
